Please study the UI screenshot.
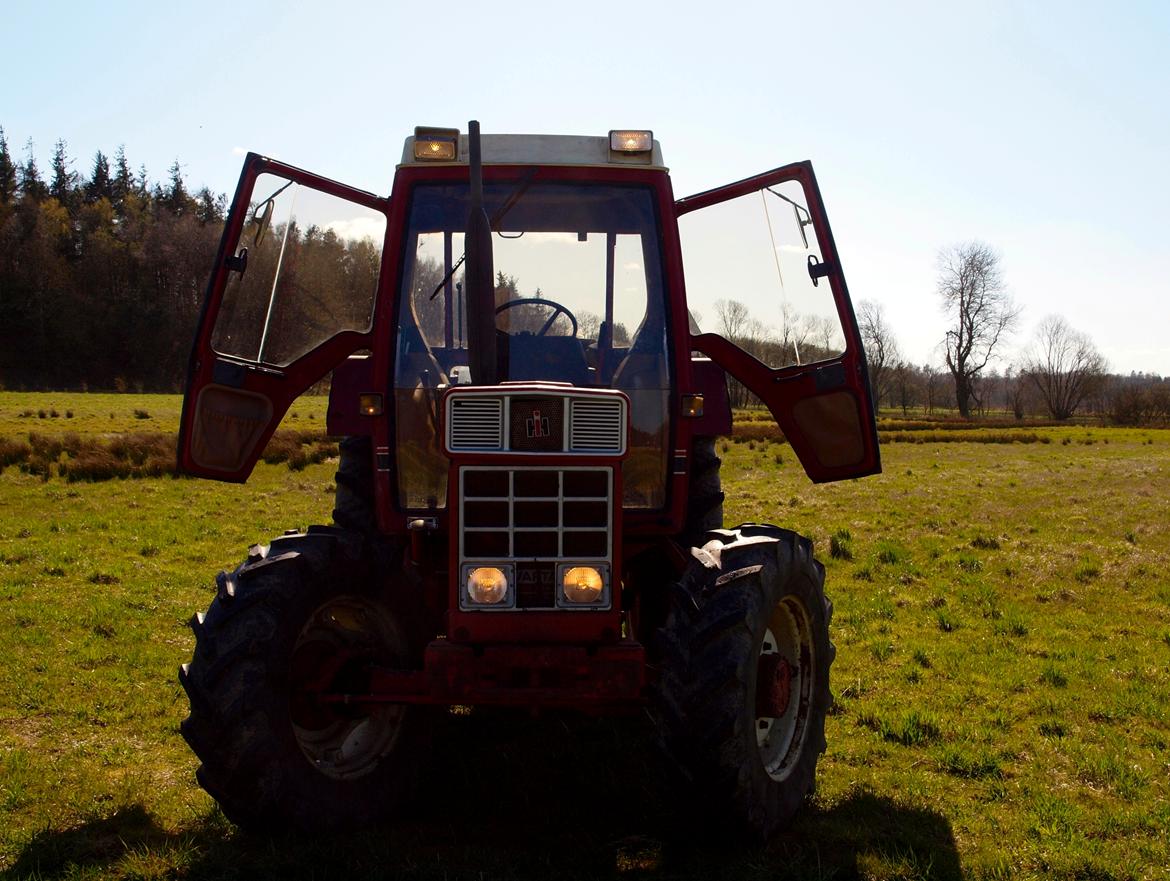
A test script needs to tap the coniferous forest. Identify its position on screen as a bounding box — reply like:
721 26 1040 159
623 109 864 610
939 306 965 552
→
0 129 225 391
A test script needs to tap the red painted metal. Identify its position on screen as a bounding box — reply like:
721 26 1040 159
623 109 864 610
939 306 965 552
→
315 640 646 709
325 355 376 437
756 653 793 719
687 358 734 437
443 390 628 642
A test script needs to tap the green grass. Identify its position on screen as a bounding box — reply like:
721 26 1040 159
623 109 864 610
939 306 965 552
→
1 395 1169 879
0 391 327 437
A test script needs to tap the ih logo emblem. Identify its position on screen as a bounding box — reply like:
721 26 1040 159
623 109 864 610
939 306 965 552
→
526 409 551 439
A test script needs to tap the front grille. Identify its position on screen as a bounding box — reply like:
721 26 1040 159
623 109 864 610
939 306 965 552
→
569 398 624 453
449 397 503 450
445 390 627 456
461 466 612 609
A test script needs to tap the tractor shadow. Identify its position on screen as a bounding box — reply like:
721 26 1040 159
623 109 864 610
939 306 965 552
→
7 711 962 880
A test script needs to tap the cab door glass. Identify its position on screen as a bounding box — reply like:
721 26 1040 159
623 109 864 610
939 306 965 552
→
211 173 386 366
678 180 844 369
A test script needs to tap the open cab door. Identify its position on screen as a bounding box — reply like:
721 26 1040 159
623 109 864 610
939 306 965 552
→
178 154 389 481
677 161 881 483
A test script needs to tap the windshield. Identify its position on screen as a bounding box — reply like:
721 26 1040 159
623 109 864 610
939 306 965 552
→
394 180 670 512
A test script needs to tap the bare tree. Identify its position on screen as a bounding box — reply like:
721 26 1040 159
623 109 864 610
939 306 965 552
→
937 242 1020 417
804 314 839 360
1020 315 1107 420
714 299 763 407
1002 366 1028 419
857 300 901 410
892 361 920 414
922 363 942 415
714 298 751 340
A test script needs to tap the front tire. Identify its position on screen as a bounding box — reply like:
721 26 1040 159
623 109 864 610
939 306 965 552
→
656 524 833 839
178 526 431 832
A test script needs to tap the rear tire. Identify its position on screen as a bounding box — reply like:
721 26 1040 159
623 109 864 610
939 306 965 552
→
682 436 724 547
179 526 431 832
656 524 833 840
332 436 376 534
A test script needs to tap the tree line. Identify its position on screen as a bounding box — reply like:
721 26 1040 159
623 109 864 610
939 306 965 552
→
0 128 224 391
716 241 1167 425
1 130 1165 424
859 242 1165 424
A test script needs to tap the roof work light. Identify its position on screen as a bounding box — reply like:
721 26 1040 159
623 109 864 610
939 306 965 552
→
609 130 653 153
413 127 459 161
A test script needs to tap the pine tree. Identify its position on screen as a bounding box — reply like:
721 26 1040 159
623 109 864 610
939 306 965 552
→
195 186 225 223
0 127 17 204
112 145 133 209
85 150 112 203
136 163 150 198
50 139 78 209
19 138 46 200
164 159 189 215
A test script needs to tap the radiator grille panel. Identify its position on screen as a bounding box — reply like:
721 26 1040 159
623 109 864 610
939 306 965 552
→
461 466 612 609
569 399 624 453
449 398 503 450
446 392 625 455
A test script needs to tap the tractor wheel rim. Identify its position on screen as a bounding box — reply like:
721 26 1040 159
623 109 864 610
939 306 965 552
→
756 596 814 781
290 596 406 781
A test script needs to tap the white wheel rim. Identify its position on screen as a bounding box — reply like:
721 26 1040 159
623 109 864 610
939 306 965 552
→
756 596 815 781
289 597 406 781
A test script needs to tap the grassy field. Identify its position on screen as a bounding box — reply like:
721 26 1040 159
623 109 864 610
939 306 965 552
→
0 394 1168 880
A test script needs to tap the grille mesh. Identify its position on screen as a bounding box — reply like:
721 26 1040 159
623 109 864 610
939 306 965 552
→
449 398 503 450
569 398 624 453
461 466 612 605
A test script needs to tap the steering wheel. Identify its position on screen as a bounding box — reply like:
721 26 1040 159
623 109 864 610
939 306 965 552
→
494 297 578 337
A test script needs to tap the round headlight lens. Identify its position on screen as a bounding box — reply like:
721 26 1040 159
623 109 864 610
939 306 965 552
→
467 567 508 605
562 566 604 604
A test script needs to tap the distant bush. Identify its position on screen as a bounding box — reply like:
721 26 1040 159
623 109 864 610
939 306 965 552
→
0 437 32 469
728 413 1059 443
880 431 1042 444
61 448 134 482
1108 383 1170 426
879 417 1063 431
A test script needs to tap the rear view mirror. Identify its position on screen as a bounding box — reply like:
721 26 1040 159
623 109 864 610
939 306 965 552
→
763 186 813 250
249 178 296 249
251 198 274 248
792 203 812 250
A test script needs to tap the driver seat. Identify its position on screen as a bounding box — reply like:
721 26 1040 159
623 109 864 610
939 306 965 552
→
502 333 592 386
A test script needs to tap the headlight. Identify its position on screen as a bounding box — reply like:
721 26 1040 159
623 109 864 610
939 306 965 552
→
466 566 510 607
559 565 607 606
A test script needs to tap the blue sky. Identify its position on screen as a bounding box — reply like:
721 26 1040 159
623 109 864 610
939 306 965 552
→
4 0 1168 374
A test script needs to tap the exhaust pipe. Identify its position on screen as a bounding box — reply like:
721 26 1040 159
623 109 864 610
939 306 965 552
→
464 120 498 386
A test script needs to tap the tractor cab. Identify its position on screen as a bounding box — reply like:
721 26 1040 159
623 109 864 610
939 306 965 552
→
179 126 878 500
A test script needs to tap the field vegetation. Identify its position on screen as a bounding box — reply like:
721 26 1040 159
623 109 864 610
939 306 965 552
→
1 394 1168 880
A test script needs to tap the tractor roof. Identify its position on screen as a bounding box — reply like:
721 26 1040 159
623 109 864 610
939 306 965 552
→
399 130 666 170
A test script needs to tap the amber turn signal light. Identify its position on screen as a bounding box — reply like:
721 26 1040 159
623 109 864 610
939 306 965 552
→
359 394 383 416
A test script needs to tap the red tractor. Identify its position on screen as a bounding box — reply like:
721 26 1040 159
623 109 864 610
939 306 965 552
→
177 122 880 838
